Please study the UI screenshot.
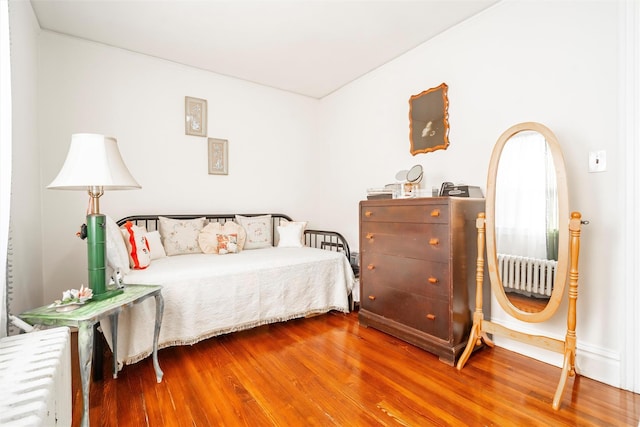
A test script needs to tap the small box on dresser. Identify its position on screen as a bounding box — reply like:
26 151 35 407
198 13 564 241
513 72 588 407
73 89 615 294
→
358 197 489 365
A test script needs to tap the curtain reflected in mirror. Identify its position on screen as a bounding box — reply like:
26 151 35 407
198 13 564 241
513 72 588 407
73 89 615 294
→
495 130 559 313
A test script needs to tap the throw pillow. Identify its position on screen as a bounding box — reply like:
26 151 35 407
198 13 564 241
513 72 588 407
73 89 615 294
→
278 219 308 246
158 216 206 256
198 222 247 254
145 230 167 260
277 224 304 248
198 222 222 254
105 215 131 275
217 233 239 254
121 221 152 269
235 215 272 250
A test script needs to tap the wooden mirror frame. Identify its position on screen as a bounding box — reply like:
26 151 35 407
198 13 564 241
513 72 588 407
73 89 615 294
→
456 122 584 411
486 122 569 322
409 83 450 155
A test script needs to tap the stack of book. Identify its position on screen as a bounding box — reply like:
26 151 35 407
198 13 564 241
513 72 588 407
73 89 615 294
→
366 186 396 200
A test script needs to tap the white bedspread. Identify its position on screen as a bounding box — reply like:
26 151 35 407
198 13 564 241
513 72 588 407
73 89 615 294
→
101 247 354 366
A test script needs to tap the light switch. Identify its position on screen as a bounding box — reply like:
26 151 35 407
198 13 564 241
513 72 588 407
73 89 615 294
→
588 150 606 173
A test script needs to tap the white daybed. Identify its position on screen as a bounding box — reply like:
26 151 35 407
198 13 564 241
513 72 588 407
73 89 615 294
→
101 213 354 367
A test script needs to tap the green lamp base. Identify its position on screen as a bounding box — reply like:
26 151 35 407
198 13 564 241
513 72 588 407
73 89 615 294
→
86 213 124 301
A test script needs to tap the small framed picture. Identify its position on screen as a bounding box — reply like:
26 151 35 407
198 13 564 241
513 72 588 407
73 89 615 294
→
185 96 207 137
208 138 228 175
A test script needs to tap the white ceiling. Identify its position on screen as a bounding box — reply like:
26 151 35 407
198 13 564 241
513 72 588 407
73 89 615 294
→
30 0 498 99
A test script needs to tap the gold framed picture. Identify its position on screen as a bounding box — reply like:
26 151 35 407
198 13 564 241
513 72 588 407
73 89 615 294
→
185 96 207 137
208 138 228 175
408 83 450 156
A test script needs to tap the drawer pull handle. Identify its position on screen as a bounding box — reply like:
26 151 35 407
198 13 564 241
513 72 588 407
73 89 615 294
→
367 264 375 270
426 314 436 321
368 295 376 301
430 209 440 217
365 211 373 217
366 233 374 239
429 238 439 246
428 277 439 284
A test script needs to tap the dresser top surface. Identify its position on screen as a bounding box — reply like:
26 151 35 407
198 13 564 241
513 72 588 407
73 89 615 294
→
360 196 484 206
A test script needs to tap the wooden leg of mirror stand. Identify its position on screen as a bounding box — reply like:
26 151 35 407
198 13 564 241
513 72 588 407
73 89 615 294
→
553 347 576 409
457 313 495 370
457 213 493 371
552 212 582 410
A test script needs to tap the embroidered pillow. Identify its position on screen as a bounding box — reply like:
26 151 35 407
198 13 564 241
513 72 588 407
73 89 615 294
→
105 215 131 275
145 230 167 260
121 221 151 269
278 218 308 246
158 216 206 256
217 233 239 254
235 215 272 250
277 224 304 248
198 222 246 254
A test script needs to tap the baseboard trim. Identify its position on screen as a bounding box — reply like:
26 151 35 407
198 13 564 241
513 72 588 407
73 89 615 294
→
490 319 621 389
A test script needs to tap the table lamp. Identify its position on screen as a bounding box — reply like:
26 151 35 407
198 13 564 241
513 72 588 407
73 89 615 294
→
48 133 141 300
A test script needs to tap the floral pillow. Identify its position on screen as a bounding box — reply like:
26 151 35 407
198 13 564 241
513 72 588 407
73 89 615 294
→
198 222 246 254
145 230 167 260
235 215 272 250
158 216 206 256
121 221 151 269
217 234 239 254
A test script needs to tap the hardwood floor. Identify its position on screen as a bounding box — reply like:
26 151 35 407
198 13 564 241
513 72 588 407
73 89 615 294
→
506 292 549 313
72 311 639 426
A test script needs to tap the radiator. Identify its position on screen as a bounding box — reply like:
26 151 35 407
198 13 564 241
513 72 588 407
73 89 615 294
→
497 253 557 297
0 327 72 426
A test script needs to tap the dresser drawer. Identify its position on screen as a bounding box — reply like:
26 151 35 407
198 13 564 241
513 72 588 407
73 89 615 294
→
361 203 449 224
360 253 449 299
361 222 450 262
361 283 450 341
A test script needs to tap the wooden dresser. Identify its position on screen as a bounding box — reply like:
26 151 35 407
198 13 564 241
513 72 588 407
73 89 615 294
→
358 197 487 365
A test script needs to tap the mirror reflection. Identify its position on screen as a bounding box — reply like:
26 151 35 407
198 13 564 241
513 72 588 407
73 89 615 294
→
495 130 559 313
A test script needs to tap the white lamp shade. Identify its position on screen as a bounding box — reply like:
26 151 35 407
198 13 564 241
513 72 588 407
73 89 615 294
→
48 133 141 190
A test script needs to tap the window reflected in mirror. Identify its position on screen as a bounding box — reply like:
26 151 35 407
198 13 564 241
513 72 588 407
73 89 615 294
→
495 130 559 313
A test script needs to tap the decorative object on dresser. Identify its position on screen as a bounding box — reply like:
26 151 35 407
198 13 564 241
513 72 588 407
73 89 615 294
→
358 197 488 365
455 122 585 411
185 96 207 136
47 133 141 300
408 82 450 156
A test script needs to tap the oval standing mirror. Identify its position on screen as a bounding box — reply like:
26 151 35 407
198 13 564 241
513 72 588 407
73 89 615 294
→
458 121 583 410
486 122 569 322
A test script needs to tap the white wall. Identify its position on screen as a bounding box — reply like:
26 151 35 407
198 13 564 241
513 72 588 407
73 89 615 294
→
8 0 42 319
38 32 320 304
317 1 624 387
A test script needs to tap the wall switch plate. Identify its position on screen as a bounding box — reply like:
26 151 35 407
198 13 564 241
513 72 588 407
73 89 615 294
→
589 150 606 173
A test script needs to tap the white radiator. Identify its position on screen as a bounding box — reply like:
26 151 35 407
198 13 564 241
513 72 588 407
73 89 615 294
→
497 253 557 297
0 327 72 426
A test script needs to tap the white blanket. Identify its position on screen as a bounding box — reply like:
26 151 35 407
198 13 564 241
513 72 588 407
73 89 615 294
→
101 247 354 366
